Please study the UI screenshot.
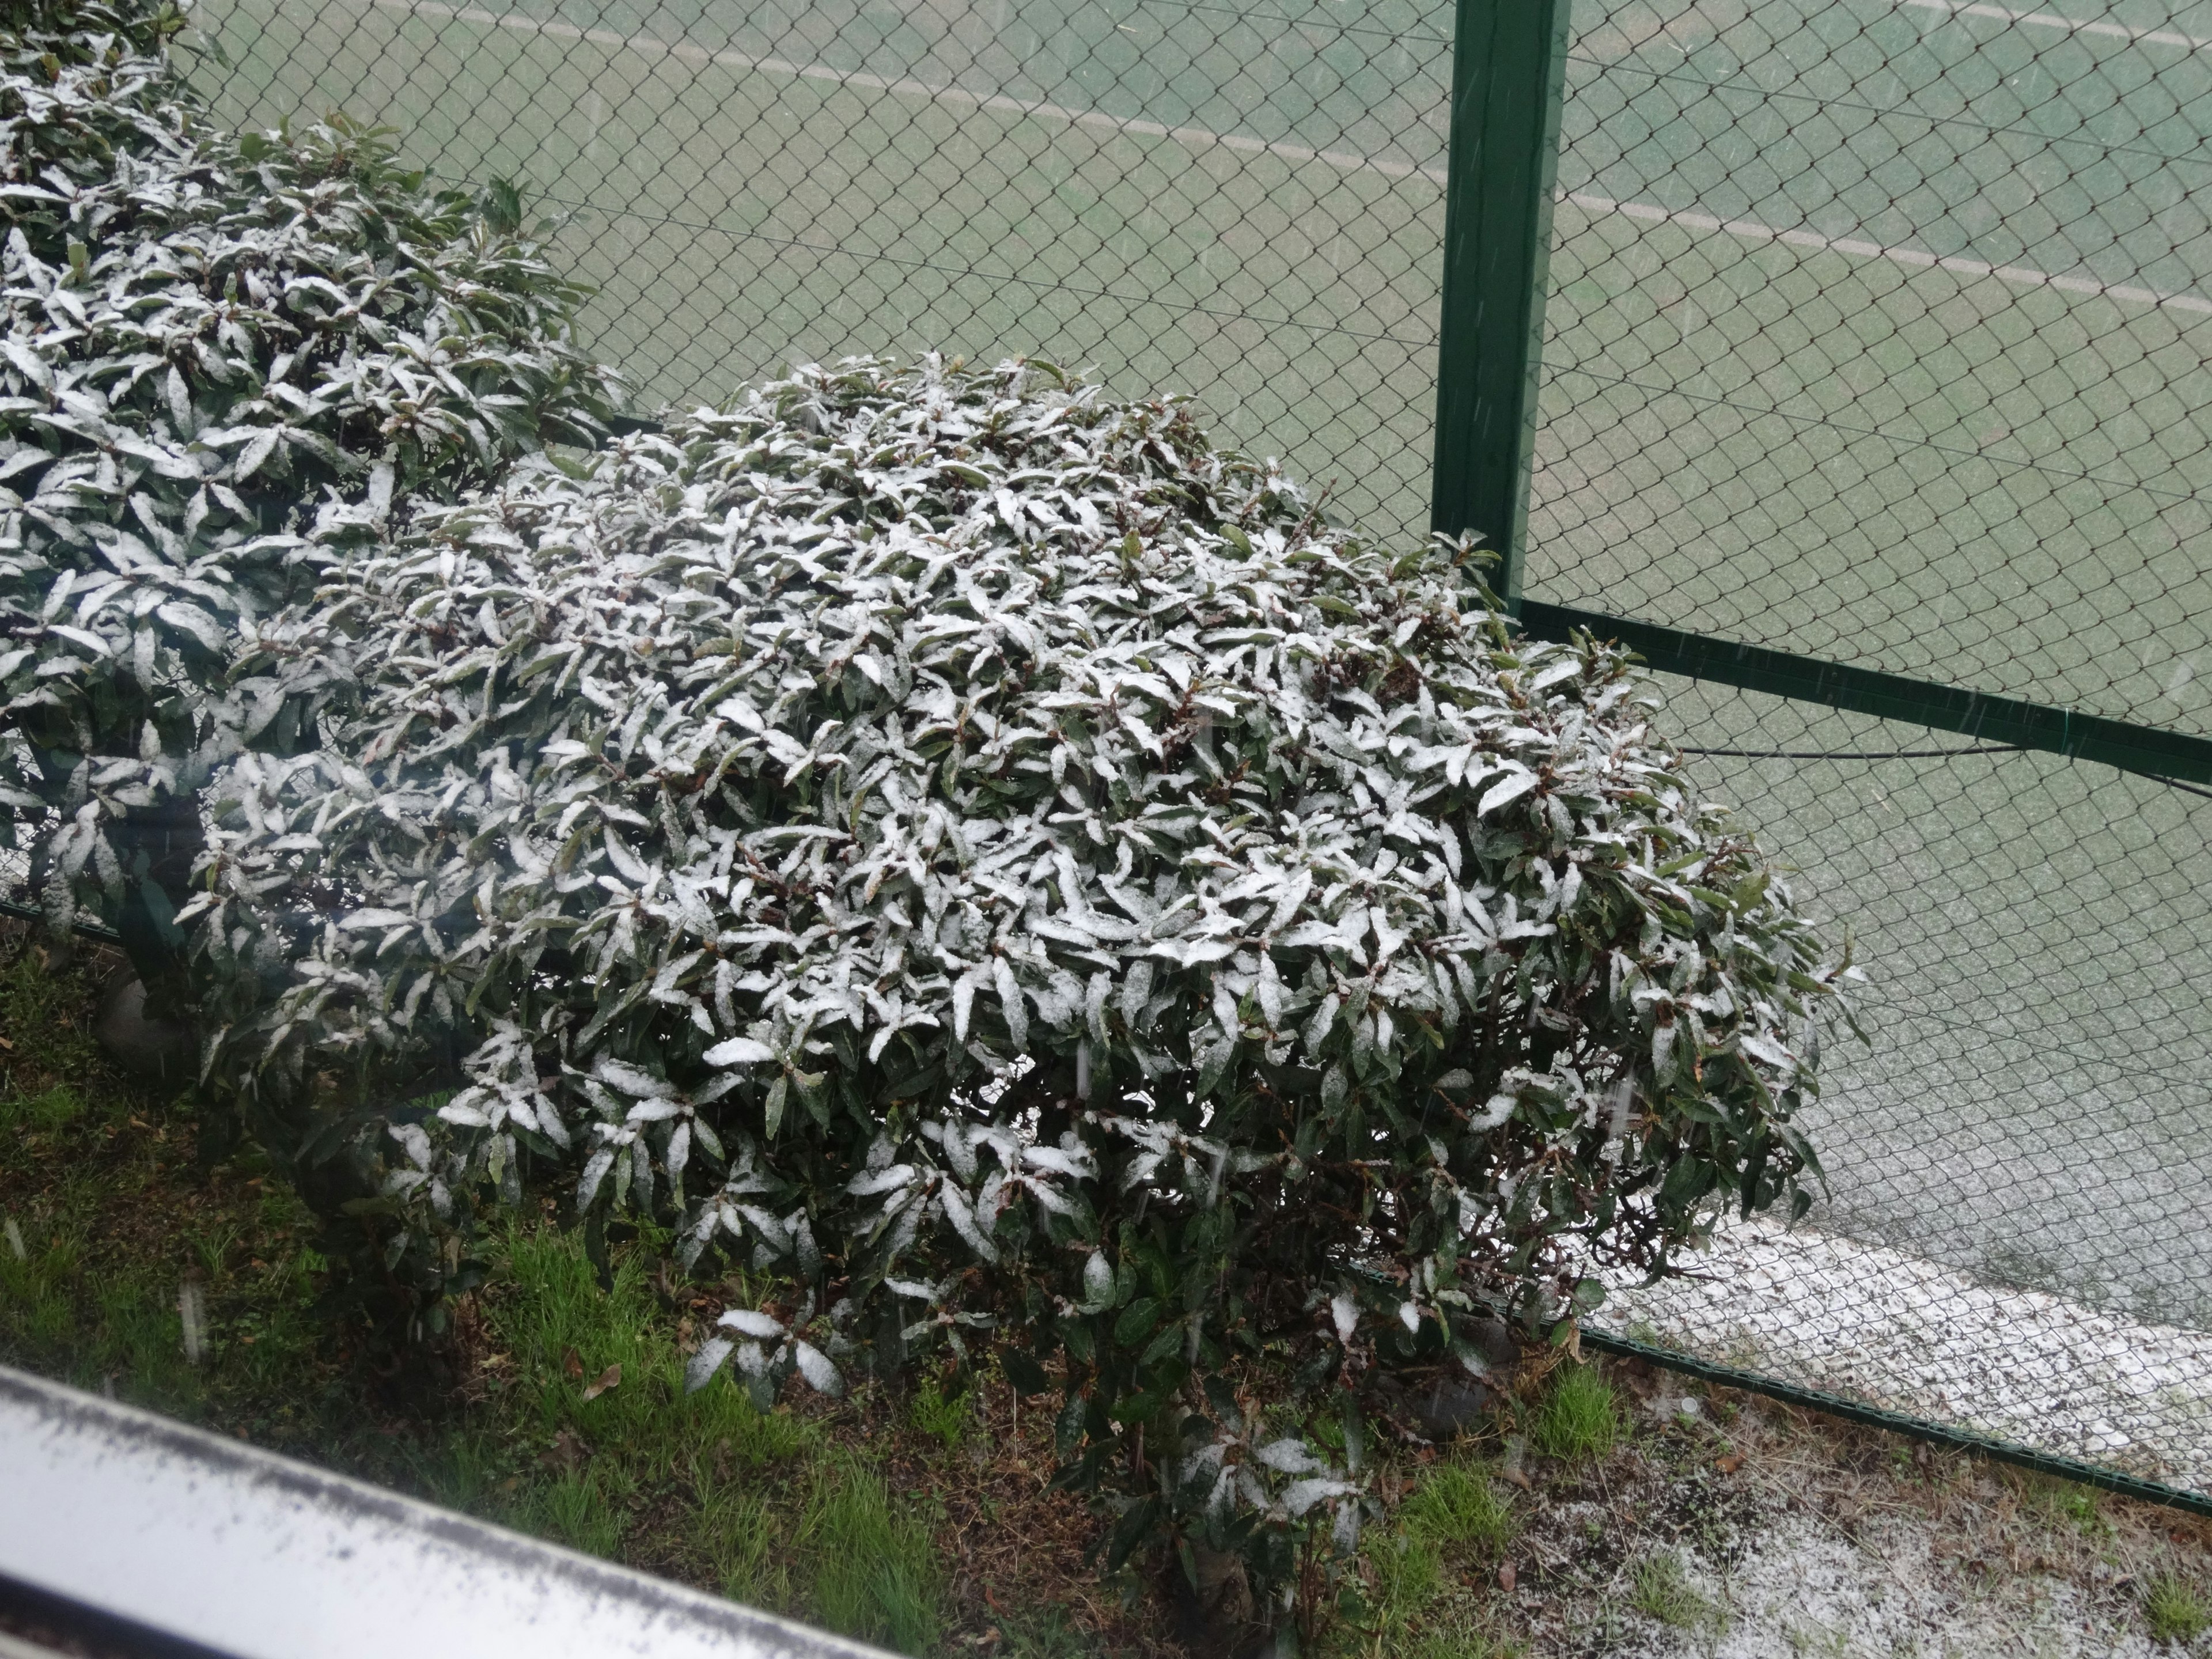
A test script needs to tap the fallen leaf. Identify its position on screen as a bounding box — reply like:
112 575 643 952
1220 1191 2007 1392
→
1498 1561 1517 1593
582 1362 622 1401
1500 1467 1533 1490
562 1346 584 1380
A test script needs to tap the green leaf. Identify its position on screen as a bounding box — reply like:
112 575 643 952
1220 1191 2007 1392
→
1054 1392 1089 1460
1104 1497 1160 1573
1001 1347 1051 1397
1290 1346 1339 1396
476 176 524 234
1194 1033 1236 1100
1139 1321 1184 1368
1113 1297 1161 1348
1738 1134 1770 1219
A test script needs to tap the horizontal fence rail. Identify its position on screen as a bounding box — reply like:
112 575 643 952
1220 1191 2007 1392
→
1518 601 2212 788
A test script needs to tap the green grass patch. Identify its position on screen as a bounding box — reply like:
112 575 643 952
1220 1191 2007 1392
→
804 1453 943 1654
2145 1569 2210 1646
1532 1364 1623 1465
463 1226 944 1640
1782 1616 1851 1657
1629 1552 1726 1635
706 1484 785 1609
989 1605 1100 1658
2016 1471 2112 1539
1403 1608 1515 1659
1401 1461 1516 1554
0 946 326 1422
1357 1459 1522 1656
1368 1529 1445 1627
910 1373 973 1452
6 1083 86 1135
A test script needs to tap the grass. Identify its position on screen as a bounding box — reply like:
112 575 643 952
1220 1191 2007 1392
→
1399 1607 1514 1659
2145 1569 2210 1646
410 1233 957 1652
990 1607 1100 1659
707 1484 782 1607
909 1373 972 1451
1366 1529 1445 1629
2021 1471 2111 1539
1351 1457 1520 1656
1400 1463 1517 1554
0 950 314 1422
17 1084 84 1135
1782 1616 1851 1657
1531 1364 1622 1465
805 1454 943 1654
1357 1527 1521 1659
1628 1552 1726 1637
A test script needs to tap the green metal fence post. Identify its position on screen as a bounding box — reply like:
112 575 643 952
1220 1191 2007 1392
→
1429 0 1572 611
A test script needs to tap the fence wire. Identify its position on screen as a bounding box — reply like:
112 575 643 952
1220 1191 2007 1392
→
1528 0 2212 1504
1532 0 2212 729
147 0 2212 1509
1590 682 2212 1495
187 0 1453 542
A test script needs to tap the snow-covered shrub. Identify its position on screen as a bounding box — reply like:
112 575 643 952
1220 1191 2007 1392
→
0 0 616 982
186 357 1850 1607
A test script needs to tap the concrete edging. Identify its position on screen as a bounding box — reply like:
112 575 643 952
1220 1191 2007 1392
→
0 1364 889 1659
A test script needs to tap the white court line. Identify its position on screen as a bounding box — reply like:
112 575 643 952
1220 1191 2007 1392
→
1559 188 2212 316
362 0 1442 184
1898 0 2212 54
351 0 2212 320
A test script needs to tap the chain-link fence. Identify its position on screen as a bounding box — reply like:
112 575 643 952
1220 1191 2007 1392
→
142 0 2212 1512
1517 0 2212 1506
186 0 1455 542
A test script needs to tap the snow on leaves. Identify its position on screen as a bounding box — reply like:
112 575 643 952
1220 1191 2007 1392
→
0 0 616 926
185 354 1851 1585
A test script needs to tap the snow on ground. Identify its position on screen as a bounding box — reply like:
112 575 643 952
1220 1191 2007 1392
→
1589 1214 2212 1494
1641 1510 2177 1659
1497 1373 2208 1657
